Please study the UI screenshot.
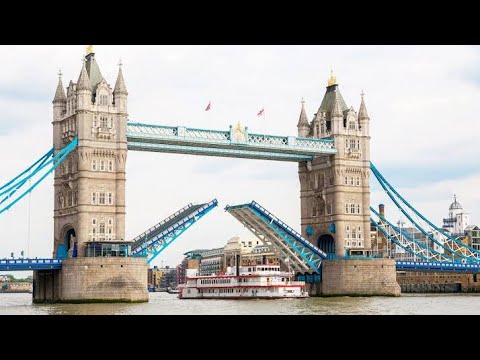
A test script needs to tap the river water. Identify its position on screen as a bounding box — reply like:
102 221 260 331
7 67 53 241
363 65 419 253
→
1 292 480 315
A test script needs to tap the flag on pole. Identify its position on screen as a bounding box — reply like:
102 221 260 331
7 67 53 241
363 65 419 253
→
257 108 265 117
205 101 211 111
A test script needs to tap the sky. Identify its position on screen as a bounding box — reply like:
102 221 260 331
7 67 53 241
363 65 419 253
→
0 45 479 270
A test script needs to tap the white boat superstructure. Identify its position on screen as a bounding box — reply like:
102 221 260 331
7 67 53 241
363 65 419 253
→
179 264 308 299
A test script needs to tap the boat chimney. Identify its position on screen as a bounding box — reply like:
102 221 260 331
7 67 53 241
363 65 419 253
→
236 254 240 276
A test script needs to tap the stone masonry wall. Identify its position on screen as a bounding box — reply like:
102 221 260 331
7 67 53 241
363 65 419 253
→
321 258 400 296
59 257 148 302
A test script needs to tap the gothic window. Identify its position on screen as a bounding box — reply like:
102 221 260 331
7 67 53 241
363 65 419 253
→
350 204 355 214
108 161 113 172
356 177 360 186
100 160 105 171
356 204 361 214
356 140 360 149
99 223 106 234
74 190 78 205
91 192 96 205
345 204 349 214
99 193 106 205
349 121 356 130
108 218 112 226
100 117 108 128
92 218 97 225
312 199 317 217
350 177 354 186
93 118 97 127
108 193 113 205
326 202 332 215
92 160 97 171
352 228 357 239
110 118 114 128
108 228 112 235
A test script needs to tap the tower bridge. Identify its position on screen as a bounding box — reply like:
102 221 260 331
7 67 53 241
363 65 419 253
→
1 47 477 302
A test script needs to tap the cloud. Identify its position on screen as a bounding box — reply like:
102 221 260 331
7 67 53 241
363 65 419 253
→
0 45 479 269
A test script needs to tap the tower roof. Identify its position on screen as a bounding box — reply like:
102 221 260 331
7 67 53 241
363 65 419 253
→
77 61 92 91
85 49 104 93
449 195 463 211
358 91 369 120
331 90 344 118
297 98 309 128
317 80 348 121
114 63 128 95
53 71 66 103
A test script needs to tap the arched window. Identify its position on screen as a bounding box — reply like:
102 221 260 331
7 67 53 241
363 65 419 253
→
350 204 355 214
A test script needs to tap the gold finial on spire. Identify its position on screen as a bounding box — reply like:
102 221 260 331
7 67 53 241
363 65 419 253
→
86 45 94 56
118 59 123 68
361 89 365 98
301 97 305 104
327 67 337 87
58 69 63 79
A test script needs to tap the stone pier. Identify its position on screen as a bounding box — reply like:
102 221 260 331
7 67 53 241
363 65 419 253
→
33 257 148 303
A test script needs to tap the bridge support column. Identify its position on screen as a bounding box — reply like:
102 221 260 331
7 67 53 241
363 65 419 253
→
33 270 61 303
34 257 148 303
320 258 400 296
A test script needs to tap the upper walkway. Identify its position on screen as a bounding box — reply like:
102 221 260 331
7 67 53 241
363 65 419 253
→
126 122 336 162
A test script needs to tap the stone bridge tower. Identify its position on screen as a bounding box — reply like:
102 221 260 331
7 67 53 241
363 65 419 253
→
298 72 371 257
52 46 128 258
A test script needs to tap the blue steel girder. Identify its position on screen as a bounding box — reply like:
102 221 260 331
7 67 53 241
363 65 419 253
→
0 258 62 271
226 207 311 272
370 162 480 261
225 201 326 273
0 137 78 216
126 122 336 162
370 207 458 263
396 261 480 273
132 199 218 263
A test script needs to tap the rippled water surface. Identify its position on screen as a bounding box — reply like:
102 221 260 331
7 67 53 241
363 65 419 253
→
1 292 480 315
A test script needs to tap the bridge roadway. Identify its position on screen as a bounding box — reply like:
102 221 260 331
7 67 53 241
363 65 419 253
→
3 257 480 273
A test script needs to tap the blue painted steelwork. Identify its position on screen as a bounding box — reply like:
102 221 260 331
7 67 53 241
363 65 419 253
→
0 148 53 192
127 141 316 162
126 122 336 162
396 261 480 273
225 201 326 272
370 162 480 262
131 199 218 264
370 213 455 262
0 138 78 216
0 258 62 271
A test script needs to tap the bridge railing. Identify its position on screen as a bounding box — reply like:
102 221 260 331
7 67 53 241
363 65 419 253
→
131 202 194 246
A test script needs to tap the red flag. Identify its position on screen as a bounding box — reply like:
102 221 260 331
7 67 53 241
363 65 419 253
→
257 108 264 117
205 101 211 111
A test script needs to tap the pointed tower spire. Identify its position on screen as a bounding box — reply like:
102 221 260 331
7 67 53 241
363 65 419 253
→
297 98 310 137
53 70 66 103
114 60 128 95
77 59 92 91
358 90 369 120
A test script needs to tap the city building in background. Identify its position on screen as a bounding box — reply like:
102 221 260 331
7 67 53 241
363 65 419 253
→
443 195 470 237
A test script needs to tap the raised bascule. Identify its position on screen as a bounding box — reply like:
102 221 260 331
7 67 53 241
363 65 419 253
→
1 47 478 302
